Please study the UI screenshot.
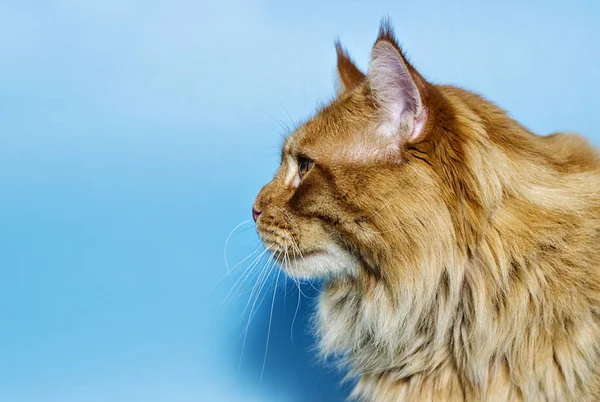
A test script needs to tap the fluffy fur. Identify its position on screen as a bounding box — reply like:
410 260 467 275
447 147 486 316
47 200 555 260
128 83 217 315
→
253 21 600 401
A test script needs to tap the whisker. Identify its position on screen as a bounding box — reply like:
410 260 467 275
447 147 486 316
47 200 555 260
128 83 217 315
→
224 219 253 277
290 276 302 344
219 246 271 310
227 244 262 274
246 257 279 324
283 261 288 309
283 248 290 303
274 96 298 133
294 278 310 298
261 268 281 382
306 278 323 295
267 114 293 139
205 244 262 301
239 252 275 321
229 250 273 304
289 235 305 261
239 256 277 370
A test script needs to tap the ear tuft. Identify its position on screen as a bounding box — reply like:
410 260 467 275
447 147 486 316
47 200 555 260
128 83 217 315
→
376 17 399 47
375 18 427 92
335 40 366 92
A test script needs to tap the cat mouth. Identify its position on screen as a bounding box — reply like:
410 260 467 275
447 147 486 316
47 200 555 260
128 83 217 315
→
257 230 359 278
271 248 312 265
272 249 326 278
269 245 360 279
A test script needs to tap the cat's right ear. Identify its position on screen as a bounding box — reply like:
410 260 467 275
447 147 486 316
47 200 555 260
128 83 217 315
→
335 41 366 93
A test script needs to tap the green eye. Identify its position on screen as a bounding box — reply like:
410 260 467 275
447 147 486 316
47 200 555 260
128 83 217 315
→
298 157 315 180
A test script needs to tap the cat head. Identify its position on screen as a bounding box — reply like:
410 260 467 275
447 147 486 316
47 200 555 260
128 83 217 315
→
253 22 466 282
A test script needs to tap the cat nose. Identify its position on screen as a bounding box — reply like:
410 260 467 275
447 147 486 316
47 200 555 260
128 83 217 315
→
252 205 262 222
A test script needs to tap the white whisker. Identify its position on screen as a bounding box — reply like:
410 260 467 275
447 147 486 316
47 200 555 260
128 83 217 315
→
229 251 272 305
224 219 253 277
290 275 302 344
261 268 281 382
240 252 275 321
246 258 278 324
219 246 270 310
207 245 262 301
239 254 277 370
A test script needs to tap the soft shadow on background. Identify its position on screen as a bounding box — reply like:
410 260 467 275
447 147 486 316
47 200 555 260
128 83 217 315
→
0 1 598 401
233 277 355 402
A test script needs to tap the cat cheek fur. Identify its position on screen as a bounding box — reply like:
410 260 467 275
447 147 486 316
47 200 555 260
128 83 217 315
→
254 166 361 279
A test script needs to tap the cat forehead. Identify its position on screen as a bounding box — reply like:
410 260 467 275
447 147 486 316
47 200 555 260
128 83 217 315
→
282 96 400 164
284 96 374 155
283 122 353 162
284 125 401 165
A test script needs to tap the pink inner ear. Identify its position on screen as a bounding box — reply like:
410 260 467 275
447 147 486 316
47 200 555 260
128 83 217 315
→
410 107 428 141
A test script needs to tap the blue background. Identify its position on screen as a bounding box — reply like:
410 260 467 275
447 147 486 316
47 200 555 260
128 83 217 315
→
1 1 598 401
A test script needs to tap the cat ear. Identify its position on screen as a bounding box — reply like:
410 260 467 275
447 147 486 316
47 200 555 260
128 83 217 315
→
335 41 366 92
367 26 427 142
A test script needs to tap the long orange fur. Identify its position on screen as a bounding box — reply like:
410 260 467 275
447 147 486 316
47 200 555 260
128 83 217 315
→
253 21 600 401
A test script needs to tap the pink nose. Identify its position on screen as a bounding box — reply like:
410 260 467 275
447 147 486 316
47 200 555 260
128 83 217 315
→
252 206 262 222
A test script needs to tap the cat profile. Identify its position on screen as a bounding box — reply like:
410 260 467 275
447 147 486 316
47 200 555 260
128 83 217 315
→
253 20 600 401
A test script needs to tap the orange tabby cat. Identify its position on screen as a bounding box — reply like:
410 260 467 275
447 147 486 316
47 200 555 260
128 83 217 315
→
252 21 600 401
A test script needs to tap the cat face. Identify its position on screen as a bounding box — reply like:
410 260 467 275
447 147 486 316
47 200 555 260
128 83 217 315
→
253 25 451 280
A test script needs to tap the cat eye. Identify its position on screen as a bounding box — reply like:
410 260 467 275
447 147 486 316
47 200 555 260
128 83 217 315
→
298 157 315 180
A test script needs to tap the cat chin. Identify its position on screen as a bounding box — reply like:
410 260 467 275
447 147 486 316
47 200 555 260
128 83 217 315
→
280 244 360 279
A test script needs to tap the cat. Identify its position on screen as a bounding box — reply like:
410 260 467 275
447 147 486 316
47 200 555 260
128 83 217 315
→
252 20 600 401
